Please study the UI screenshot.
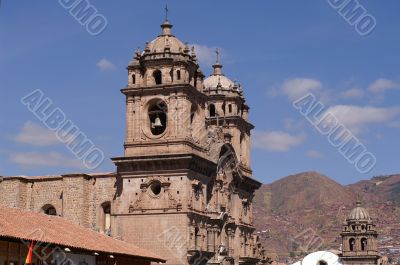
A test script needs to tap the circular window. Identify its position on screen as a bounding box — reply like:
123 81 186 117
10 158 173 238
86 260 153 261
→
148 100 167 135
150 181 162 196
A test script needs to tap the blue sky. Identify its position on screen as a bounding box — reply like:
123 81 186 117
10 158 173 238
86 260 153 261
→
0 1 399 184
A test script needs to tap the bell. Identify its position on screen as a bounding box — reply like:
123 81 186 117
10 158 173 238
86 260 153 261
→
153 116 162 127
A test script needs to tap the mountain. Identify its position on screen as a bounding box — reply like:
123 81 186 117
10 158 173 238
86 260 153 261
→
253 172 400 263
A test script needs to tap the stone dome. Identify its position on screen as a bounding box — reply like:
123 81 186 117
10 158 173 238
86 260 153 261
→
146 20 187 54
204 73 235 89
348 201 371 221
203 62 244 97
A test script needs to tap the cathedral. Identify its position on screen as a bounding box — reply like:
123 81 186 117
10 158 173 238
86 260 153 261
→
0 16 385 265
0 17 266 265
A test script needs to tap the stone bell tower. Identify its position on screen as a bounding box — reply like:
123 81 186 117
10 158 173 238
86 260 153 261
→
203 52 253 171
122 19 208 157
111 16 265 265
340 201 379 265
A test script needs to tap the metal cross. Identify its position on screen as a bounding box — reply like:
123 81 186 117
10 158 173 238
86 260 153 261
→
165 4 169 21
215 48 220 63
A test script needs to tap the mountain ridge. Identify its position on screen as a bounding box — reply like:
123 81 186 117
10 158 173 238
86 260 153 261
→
253 171 400 263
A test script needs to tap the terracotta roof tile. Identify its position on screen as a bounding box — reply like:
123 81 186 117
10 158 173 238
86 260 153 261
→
0 205 165 263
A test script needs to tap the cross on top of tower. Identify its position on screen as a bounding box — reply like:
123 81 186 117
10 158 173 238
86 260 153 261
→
164 4 169 21
215 48 220 64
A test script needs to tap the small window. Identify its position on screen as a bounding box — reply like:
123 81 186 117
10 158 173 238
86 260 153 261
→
361 238 368 251
243 202 249 215
153 70 162 85
150 181 162 195
177 70 181 80
228 104 232 113
349 238 355 251
194 227 199 250
194 184 202 200
42 205 57 216
132 74 136 84
209 104 216 117
102 203 111 232
318 261 328 265
190 104 197 124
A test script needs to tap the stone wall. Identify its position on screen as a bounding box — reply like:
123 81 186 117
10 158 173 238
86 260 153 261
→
0 173 116 231
116 214 189 265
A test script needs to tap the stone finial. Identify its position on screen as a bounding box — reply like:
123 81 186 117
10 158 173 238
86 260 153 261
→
134 47 141 59
144 42 150 53
191 46 197 61
184 42 190 54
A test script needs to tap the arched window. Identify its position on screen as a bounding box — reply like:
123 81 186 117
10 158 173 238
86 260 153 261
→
148 100 167 135
131 74 136 84
153 70 162 85
209 104 216 117
194 183 202 200
42 204 57 216
222 103 226 115
190 104 197 124
318 261 328 265
228 104 232 113
349 238 355 251
102 202 111 232
177 70 181 80
361 238 368 251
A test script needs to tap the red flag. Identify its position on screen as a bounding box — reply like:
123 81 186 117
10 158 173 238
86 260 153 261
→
25 241 34 265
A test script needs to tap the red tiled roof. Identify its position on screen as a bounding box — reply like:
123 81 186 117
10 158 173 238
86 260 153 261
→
0 205 165 263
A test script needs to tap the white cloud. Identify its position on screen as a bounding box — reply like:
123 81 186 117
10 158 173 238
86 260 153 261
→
96 58 116 72
368 78 400 93
252 131 305 152
14 121 60 146
283 118 305 131
306 150 325 159
280 78 322 101
341 87 364 99
9 152 84 168
191 44 221 66
325 105 400 135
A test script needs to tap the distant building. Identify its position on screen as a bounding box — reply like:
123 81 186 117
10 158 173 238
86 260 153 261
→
290 201 388 265
340 201 380 265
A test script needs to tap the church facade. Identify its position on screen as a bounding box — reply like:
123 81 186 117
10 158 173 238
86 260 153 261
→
0 18 267 265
